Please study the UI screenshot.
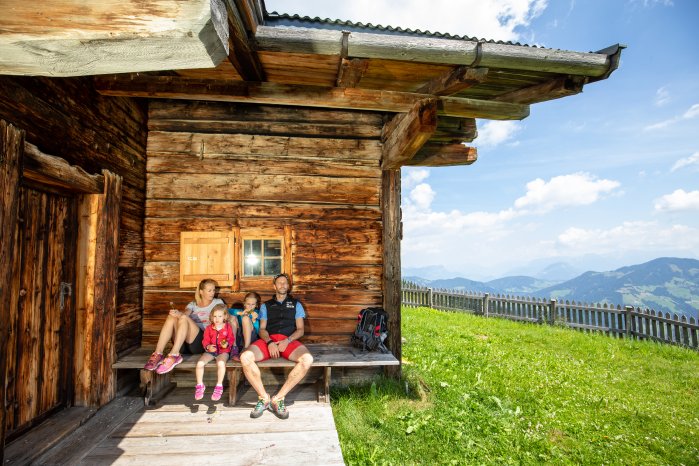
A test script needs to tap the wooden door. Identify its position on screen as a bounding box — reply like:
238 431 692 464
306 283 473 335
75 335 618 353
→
5 185 76 438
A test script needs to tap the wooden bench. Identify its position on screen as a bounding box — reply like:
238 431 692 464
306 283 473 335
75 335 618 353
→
113 344 399 406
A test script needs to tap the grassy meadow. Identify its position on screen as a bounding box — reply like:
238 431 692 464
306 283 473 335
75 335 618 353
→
331 306 699 465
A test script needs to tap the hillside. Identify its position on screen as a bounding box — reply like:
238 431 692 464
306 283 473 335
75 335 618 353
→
404 257 699 319
536 257 699 319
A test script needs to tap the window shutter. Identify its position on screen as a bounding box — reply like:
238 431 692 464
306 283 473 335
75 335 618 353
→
179 231 235 287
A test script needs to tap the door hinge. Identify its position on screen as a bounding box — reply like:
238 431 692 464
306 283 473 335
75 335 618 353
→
60 282 72 310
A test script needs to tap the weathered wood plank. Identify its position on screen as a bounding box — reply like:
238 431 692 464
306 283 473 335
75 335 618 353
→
0 0 229 76
145 200 381 220
147 131 382 160
0 120 23 451
336 58 370 87
147 155 380 178
146 172 381 205
223 0 265 81
22 142 104 193
416 66 489 96
382 98 438 169
95 75 530 120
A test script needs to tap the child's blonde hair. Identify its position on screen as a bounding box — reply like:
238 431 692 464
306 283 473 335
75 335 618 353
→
195 278 218 306
209 303 228 324
244 291 260 308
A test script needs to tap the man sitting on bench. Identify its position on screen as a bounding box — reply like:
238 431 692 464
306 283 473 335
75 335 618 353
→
240 273 313 419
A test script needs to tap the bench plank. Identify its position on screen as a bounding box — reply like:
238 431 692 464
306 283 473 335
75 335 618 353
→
113 344 399 405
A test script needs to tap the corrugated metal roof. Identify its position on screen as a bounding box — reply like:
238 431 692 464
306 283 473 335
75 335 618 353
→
264 11 537 47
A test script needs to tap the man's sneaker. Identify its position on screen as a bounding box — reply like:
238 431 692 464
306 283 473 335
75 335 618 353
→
155 354 183 374
143 352 164 371
250 397 269 419
194 384 205 400
270 397 289 420
211 385 224 401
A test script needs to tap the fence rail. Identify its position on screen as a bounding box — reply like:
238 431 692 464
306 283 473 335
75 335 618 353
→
401 281 699 349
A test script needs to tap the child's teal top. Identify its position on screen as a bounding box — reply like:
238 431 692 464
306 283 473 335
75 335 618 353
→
228 308 260 333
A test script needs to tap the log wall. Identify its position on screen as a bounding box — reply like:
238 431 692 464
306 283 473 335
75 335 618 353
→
0 76 148 355
143 100 387 346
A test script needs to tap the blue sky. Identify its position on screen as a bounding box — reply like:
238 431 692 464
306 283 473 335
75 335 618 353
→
266 0 699 279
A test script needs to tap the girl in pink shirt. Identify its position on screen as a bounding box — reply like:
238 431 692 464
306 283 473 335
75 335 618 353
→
194 304 235 401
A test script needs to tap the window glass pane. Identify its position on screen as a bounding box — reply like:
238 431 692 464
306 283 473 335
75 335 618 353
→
264 258 282 276
243 239 263 276
264 239 281 257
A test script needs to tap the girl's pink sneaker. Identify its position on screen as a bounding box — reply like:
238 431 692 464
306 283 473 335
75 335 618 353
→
194 384 205 400
211 385 224 401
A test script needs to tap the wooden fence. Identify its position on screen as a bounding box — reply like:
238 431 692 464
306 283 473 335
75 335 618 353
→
401 281 699 349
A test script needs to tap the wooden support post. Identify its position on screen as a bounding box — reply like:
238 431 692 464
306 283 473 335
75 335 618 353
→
74 171 122 408
624 305 634 339
382 170 402 378
139 370 175 406
317 367 331 403
549 299 557 325
428 288 433 308
483 293 490 317
0 120 24 463
227 368 242 406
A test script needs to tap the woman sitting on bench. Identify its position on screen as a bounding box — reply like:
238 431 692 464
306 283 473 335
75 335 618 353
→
143 278 227 374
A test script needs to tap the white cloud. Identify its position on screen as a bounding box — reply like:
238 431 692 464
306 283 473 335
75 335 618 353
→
654 189 699 212
402 168 430 190
266 0 548 42
654 86 670 106
629 0 674 7
513 172 621 213
644 102 699 130
671 152 699 172
476 120 522 147
556 221 698 255
409 183 436 211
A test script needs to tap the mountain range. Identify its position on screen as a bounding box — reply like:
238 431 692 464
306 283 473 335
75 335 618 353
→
404 257 699 319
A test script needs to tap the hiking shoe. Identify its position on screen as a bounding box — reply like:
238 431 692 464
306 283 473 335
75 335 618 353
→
270 397 289 420
211 385 224 401
194 384 205 400
155 354 183 374
250 397 269 419
143 352 164 371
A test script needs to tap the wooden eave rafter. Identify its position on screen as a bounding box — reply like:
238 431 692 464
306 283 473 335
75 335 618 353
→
224 0 265 81
416 66 489 96
94 75 530 120
0 0 230 77
381 99 438 170
407 144 478 167
494 75 587 104
336 58 370 88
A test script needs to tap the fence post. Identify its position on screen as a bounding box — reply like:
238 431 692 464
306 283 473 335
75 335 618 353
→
548 299 556 325
427 288 433 309
482 293 490 317
624 305 634 339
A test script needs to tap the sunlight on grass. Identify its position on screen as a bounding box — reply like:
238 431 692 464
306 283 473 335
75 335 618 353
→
332 306 699 465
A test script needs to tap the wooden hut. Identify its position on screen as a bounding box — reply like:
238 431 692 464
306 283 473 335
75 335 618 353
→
0 0 622 457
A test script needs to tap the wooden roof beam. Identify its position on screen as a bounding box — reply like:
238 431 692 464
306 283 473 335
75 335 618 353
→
494 76 587 105
94 75 530 120
0 0 230 77
416 67 489 96
224 0 265 80
407 143 478 167
22 142 104 193
336 58 370 88
381 99 438 170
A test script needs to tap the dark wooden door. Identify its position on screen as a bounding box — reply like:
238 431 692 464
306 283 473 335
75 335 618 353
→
5 185 76 438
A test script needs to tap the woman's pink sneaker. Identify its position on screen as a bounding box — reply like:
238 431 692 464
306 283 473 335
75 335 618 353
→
143 352 164 371
211 385 224 401
155 354 183 374
194 384 205 400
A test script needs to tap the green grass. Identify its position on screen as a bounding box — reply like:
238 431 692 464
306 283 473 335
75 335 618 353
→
331 306 699 465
